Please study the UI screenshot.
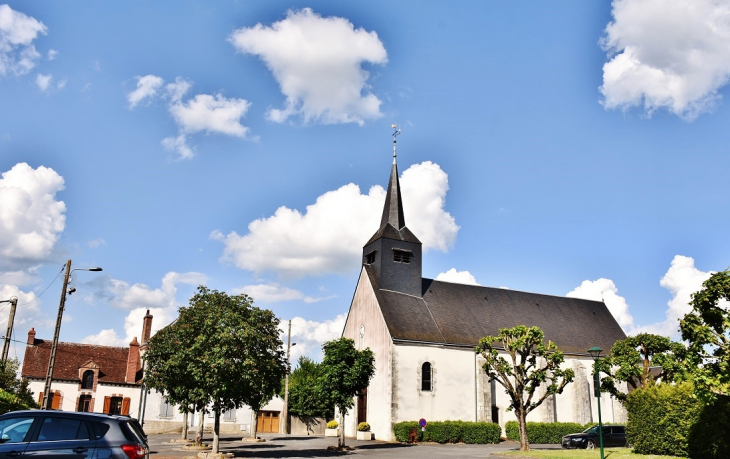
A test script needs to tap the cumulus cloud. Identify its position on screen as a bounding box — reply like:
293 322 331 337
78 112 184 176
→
47 49 57 60
435 268 480 286
127 74 164 109
81 307 174 347
126 75 251 159
212 161 458 278
280 314 346 360
600 0 730 120
86 238 105 249
229 8 387 125
0 284 40 332
0 5 46 77
56 79 66 90
233 283 331 304
567 278 634 330
35 73 51 91
0 163 65 269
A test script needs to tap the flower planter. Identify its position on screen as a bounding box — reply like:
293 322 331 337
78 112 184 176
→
357 431 373 440
325 428 339 437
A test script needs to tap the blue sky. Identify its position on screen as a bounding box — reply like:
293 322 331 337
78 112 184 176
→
1 1 729 361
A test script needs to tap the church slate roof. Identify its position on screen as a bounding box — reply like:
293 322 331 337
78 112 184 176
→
365 160 421 246
365 266 626 355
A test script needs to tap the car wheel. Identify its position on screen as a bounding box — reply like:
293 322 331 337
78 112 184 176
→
586 440 596 450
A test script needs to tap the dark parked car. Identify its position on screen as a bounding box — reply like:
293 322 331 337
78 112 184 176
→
0 410 148 459
561 425 627 449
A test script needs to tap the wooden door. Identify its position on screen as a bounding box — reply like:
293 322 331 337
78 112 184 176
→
256 411 280 433
357 388 367 424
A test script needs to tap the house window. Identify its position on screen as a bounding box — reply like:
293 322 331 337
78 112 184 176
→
159 397 174 418
365 251 376 264
223 409 235 422
105 396 128 415
78 394 92 412
393 249 411 264
421 362 432 391
81 370 94 389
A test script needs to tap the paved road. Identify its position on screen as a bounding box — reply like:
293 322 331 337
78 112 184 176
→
148 432 562 458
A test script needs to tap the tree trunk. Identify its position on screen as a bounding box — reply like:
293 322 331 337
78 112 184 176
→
518 408 530 452
181 411 188 440
212 409 220 454
251 410 259 439
338 408 346 448
195 410 205 446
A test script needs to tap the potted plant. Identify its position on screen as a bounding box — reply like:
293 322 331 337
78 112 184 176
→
357 422 373 440
325 420 339 437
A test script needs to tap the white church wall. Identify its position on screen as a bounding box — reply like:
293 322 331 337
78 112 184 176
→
342 269 394 442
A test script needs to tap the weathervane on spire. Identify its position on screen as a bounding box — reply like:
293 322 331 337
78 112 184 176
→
392 124 401 163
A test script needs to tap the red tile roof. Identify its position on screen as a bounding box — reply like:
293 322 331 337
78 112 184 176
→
22 337 142 385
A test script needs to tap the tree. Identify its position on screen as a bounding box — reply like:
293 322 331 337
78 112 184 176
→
680 269 730 402
144 286 286 453
476 325 574 452
285 356 334 419
596 333 686 403
0 358 36 414
318 338 375 449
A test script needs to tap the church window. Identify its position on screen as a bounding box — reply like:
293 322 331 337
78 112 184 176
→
159 397 174 418
365 251 376 264
81 370 94 389
393 249 411 264
421 362 432 391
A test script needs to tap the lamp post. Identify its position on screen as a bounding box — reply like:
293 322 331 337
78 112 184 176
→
42 260 102 410
1 297 18 361
281 319 296 434
588 346 605 459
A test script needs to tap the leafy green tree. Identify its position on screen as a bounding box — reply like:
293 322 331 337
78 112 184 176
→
284 356 334 419
476 325 574 452
680 269 730 401
144 286 286 452
596 333 687 402
318 338 375 448
0 358 36 414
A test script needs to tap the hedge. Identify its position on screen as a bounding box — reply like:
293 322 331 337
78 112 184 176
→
626 382 730 458
505 421 595 444
393 421 501 444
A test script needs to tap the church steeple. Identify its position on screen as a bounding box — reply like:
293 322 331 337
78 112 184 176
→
362 126 423 297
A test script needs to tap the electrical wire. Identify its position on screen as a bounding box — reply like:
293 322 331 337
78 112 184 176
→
17 264 66 307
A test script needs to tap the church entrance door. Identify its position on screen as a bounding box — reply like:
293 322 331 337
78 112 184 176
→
357 388 367 424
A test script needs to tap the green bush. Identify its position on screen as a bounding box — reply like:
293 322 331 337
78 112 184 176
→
326 420 338 429
504 420 587 444
626 382 701 457
357 422 370 431
393 421 500 444
688 395 730 459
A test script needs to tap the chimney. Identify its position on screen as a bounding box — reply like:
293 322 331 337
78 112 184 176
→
141 310 153 346
27 328 36 345
125 337 140 384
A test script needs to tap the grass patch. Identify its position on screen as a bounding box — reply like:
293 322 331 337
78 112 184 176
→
499 448 679 459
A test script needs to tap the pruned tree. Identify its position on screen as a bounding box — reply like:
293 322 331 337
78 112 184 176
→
595 333 686 403
680 269 730 402
318 338 375 449
476 325 574 452
144 286 286 453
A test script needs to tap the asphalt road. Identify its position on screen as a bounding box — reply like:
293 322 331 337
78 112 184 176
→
147 432 562 458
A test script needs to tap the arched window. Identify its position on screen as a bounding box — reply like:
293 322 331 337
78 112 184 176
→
81 370 94 389
421 362 432 391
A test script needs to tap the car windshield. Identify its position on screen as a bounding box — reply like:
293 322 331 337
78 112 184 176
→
583 426 599 434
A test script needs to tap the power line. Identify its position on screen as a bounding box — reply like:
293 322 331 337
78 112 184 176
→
17 264 66 307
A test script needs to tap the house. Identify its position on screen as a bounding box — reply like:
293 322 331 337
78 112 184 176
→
21 310 154 415
341 154 628 441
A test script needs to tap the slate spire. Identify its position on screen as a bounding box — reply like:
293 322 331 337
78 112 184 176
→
380 160 406 230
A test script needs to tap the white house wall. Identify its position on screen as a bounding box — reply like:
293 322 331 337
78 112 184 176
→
26 379 141 417
342 268 393 442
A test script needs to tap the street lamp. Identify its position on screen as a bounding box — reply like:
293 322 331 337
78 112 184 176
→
0 297 18 361
588 346 605 459
42 260 102 410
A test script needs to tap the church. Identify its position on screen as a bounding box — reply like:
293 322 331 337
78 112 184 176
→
340 145 628 441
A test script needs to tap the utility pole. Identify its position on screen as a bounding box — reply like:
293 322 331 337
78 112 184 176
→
1 297 18 361
282 320 292 434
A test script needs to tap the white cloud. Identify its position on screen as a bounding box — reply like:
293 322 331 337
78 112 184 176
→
600 0 730 120
169 93 251 137
86 238 105 249
47 49 57 60
161 134 195 160
279 314 346 360
166 76 192 103
81 328 125 347
0 284 40 332
0 163 65 269
56 78 66 90
229 8 387 125
435 268 480 286
35 73 51 91
234 283 331 304
567 278 634 330
213 161 458 278
127 74 164 109
0 5 46 76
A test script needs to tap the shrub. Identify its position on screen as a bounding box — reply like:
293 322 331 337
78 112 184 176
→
504 421 587 444
357 422 370 431
688 395 730 459
393 421 421 442
393 421 499 444
422 421 461 443
326 420 338 429
460 421 502 444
